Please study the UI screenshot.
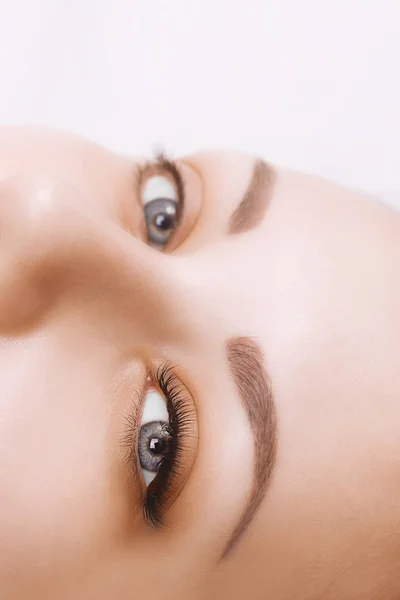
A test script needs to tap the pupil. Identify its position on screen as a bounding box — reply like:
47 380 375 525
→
149 436 166 455
154 212 174 231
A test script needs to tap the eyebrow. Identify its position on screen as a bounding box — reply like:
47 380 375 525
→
222 336 278 559
228 159 276 235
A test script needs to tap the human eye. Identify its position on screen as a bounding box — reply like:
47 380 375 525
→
136 363 197 529
136 153 202 252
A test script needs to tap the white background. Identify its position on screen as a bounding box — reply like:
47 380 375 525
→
0 0 399 207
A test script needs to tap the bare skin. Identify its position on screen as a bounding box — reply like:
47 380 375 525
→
0 127 399 600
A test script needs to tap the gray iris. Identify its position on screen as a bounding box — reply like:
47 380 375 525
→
138 421 171 472
144 198 178 248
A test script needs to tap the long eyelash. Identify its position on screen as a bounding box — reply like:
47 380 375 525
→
143 362 194 530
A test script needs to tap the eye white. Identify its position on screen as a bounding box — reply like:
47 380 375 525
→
140 389 169 486
142 175 177 206
141 389 168 425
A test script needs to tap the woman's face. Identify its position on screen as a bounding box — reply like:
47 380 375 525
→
1 128 399 600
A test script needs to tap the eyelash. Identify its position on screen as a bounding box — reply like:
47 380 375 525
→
136 151 186 211
138 363 194 529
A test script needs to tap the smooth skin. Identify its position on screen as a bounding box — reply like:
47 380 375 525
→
0 127 399 600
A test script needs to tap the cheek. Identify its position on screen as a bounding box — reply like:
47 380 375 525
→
0 344 138 594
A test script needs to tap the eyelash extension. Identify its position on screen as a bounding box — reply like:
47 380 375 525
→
143 362 195 530
136 151 186 221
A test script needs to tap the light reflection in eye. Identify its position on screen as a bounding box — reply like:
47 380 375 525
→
138 389 170 486
141 175 180 249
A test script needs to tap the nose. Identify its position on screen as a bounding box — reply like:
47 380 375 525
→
0 175 192 340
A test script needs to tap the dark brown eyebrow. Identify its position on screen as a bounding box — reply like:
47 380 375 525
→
228 159 276 235
223 337 278 558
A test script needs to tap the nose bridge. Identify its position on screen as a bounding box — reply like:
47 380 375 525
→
0 174 262 346
0 176 111 282
0 176 161 334
175 235 268 342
